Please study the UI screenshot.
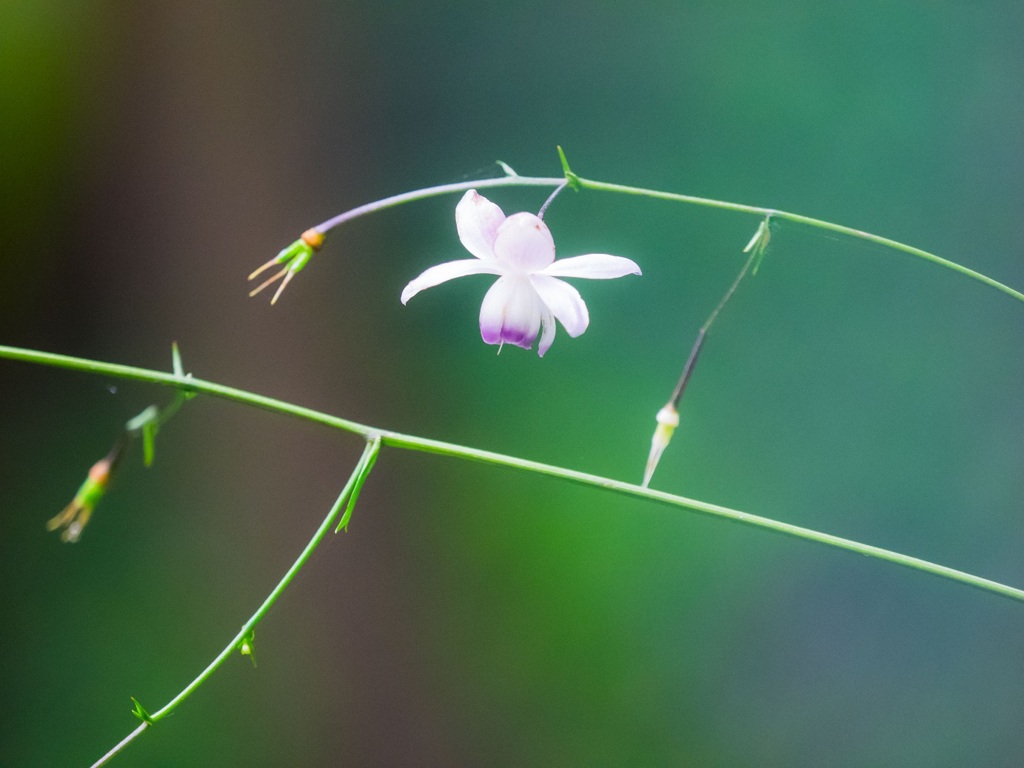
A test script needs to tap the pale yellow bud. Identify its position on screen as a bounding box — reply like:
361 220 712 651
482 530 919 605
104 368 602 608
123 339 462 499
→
642 403 679 488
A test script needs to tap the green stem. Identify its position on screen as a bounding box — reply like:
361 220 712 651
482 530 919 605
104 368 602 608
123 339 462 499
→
669 227 762 409
35 168 1023 766
87 436 382 768
151 437 379 720
4 343 1023 605
314 174 565 232
310 173 1023 305
89 723 148 768
571 177 1024 304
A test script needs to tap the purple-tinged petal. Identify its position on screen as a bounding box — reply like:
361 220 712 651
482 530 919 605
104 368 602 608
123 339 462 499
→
478 277 512 345
539 253 642 280
492 212 556 272
456 190 506 261
401 259 503 304
479 276 542 349
537 306 556 357
529 274 590 337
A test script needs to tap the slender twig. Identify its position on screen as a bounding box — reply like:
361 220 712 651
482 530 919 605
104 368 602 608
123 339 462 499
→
4 344 1023 606
669 238 761 408
537 180 569 220
640 225 767 488
313 175 565 233
302 174 1023 306
86 436 382 768
89 722 148 768
572 177 1024 305
668 331 705 408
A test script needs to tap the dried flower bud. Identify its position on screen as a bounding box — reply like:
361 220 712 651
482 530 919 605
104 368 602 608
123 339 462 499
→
642 403 679 488
248 229 325 304
47 437 126 543
46 457 113 543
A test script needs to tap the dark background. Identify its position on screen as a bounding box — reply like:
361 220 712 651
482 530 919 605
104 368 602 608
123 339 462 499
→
2 2 1023 765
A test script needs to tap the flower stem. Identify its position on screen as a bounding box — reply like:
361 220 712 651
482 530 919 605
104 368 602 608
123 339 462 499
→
4 343 1023 606
314 175 565 233
306 172 1023 306
89 722 148 768
537 180 569 220
669 232 762 408
86 436 382 768
571 177 1024 304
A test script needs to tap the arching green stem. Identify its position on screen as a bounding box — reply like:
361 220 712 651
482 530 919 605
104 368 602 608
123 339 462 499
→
4 343 1023 606
87 436 382 768
571 177 1024 304
300 173 1024 305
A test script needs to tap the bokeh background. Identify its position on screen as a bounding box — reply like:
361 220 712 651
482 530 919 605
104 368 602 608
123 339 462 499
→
3 2 1024 765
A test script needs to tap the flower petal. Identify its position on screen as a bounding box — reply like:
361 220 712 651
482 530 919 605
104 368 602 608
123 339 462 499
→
456 190 506 261
492 212 556 272
539 253 642 280
401 259 503 304
537 306 556 357
529 274 590 337
479 276 542 349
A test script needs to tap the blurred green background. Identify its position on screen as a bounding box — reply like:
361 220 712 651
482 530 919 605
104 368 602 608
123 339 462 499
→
3 2 1023 765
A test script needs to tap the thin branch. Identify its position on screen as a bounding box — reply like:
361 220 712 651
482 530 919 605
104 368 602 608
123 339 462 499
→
292 173 1023 305
314 175 565 233
4 344 1023 606
572 177 1024 305
669 239 760 408
537 180 569 220
88 722 148 768
87 436 382 767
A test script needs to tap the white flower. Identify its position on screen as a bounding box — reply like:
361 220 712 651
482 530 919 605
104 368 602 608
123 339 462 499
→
401 190 641 356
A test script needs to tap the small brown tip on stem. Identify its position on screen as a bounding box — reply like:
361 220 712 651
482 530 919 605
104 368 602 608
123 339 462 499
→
88 458 112 485
300 228 325 249
248 266 289 298
248 257 284 282
270 270 295 305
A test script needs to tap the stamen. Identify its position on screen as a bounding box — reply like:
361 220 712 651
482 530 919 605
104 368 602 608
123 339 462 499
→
248 266 290 298
248 257 285 282
46 504 77 531
63 520 83 543
270 270 296 305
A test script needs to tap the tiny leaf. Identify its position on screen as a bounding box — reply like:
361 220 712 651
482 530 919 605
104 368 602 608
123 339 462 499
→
335 437 381 533
743 216 773 276
239 631 257 668
125 405 159 433
171 342 184 378
556 146 580 190
130 696 154 724
141 420 157 467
